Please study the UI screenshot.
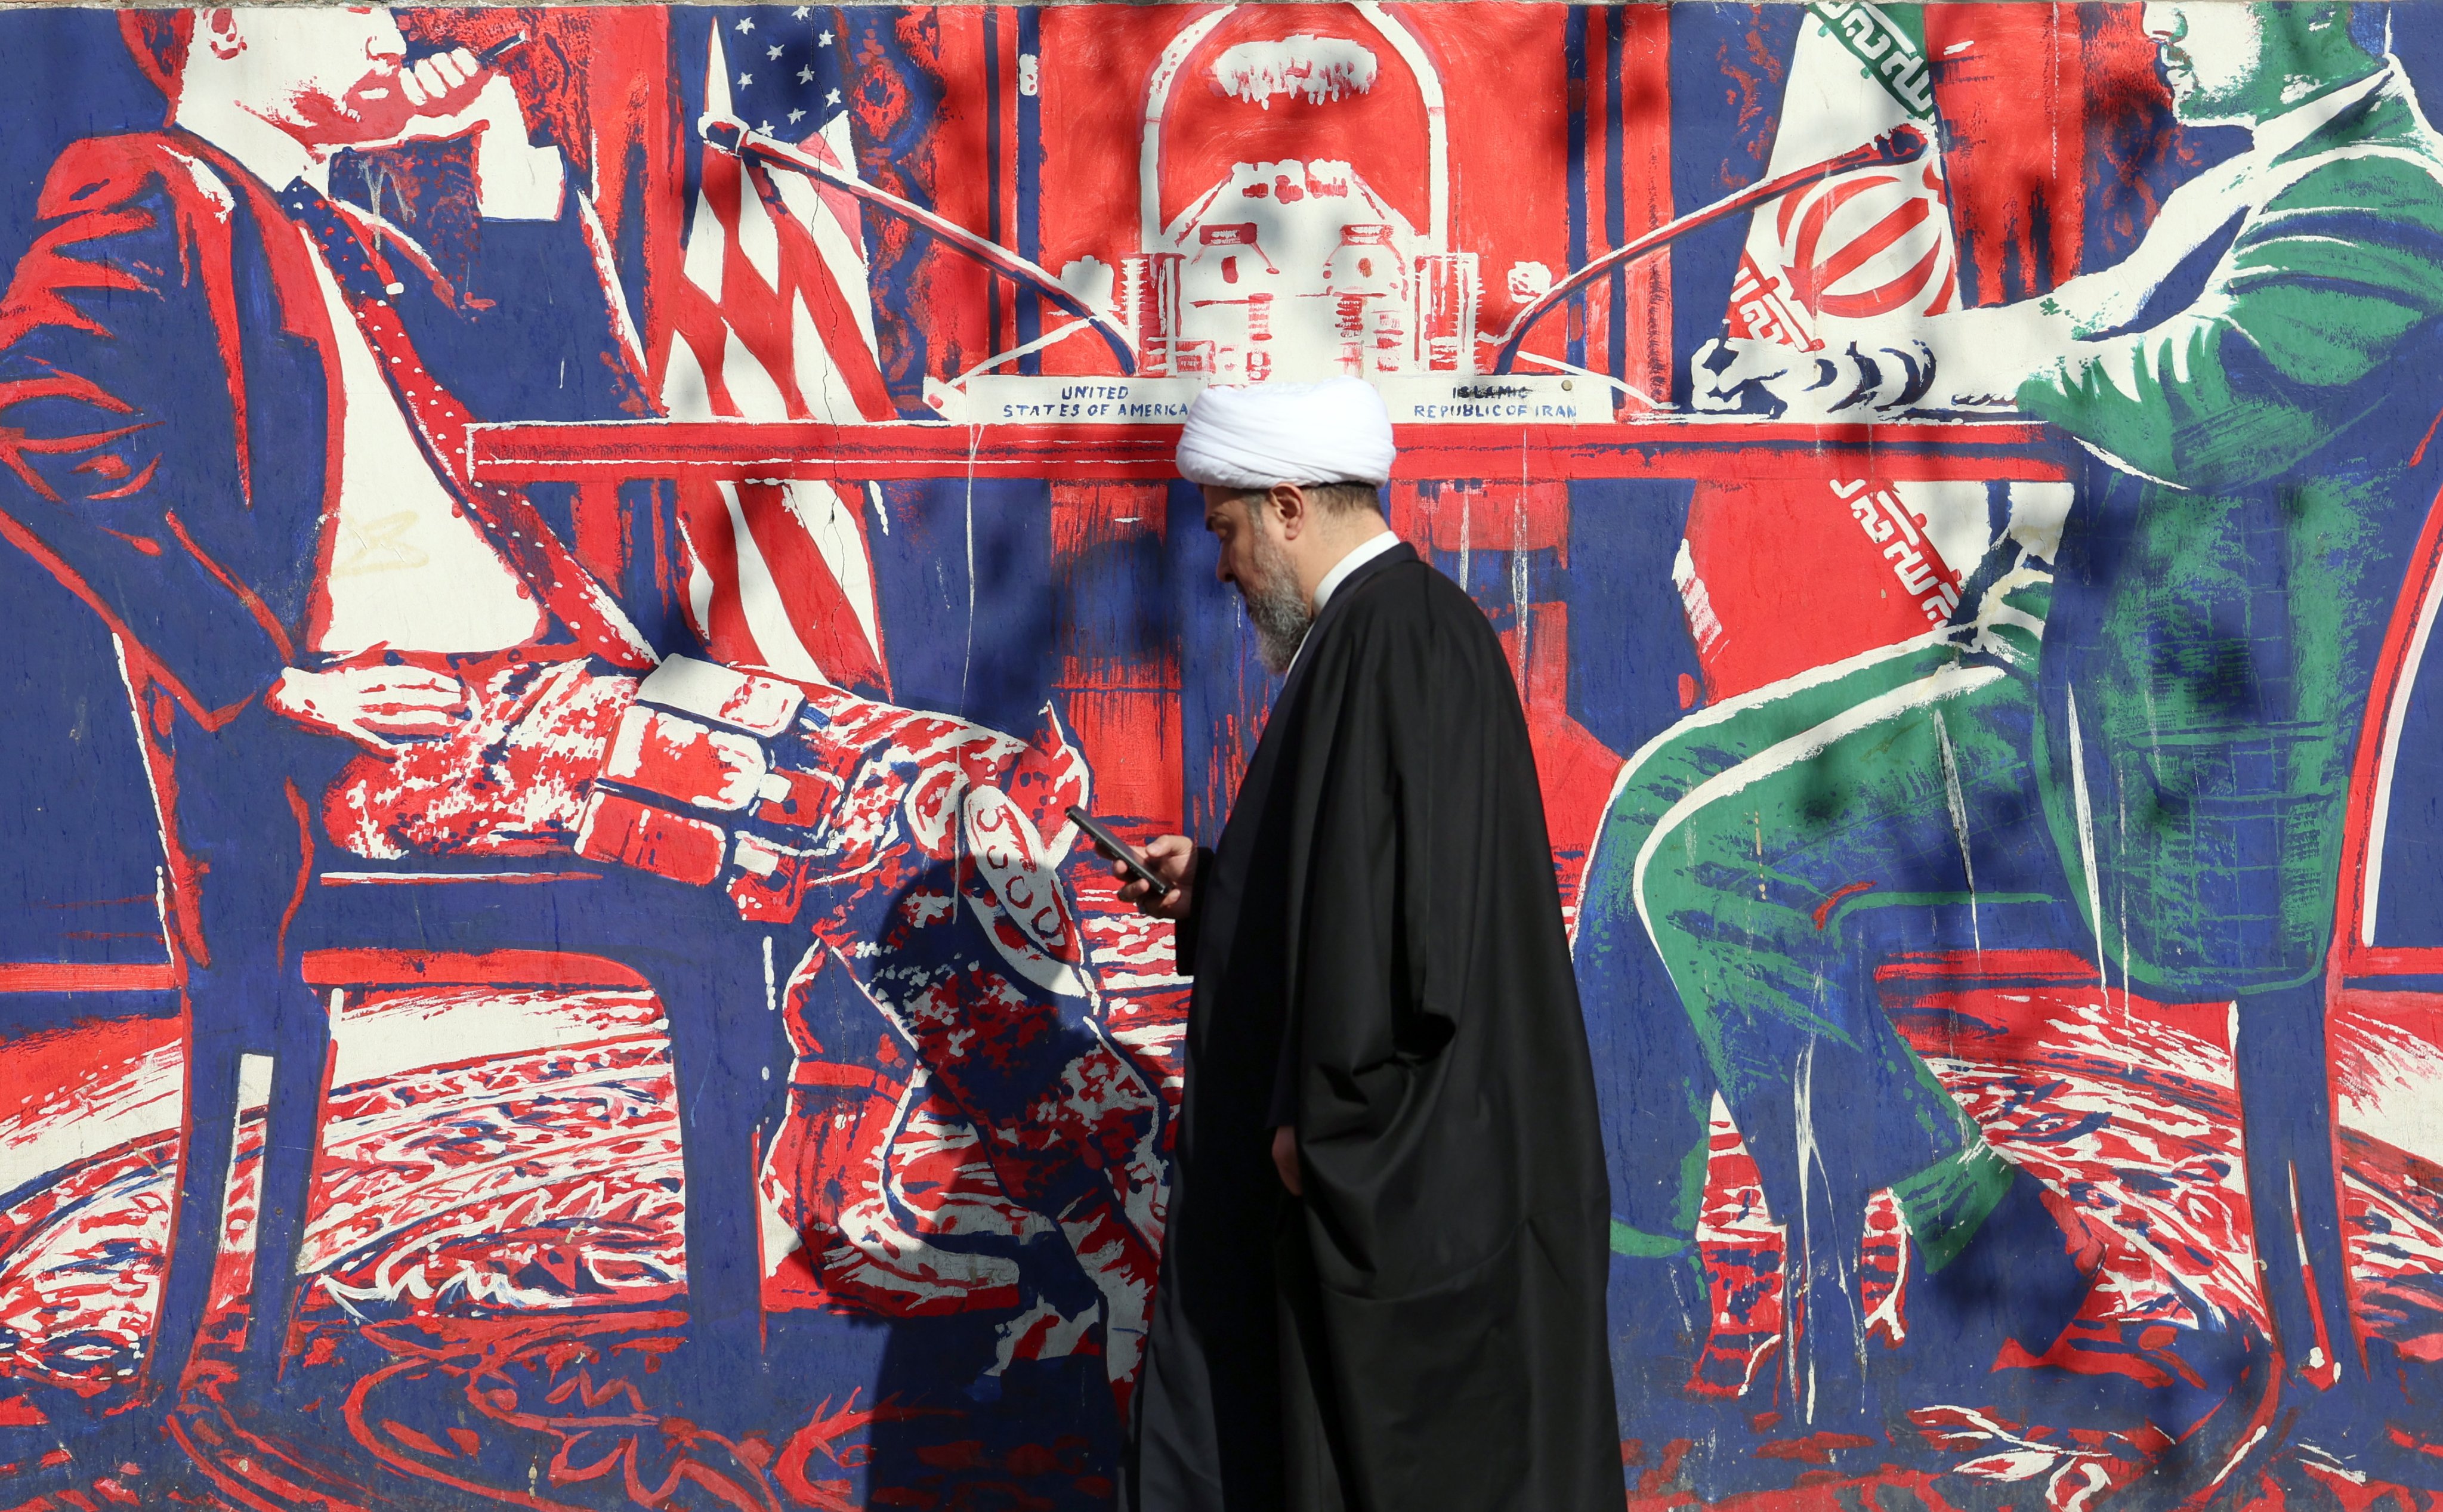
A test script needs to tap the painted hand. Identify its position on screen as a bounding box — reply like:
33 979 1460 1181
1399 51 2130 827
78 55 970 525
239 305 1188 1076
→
1271 1126 1301 1197
268 663 470 755
391 47 496 128
1691 336 1803 413
1694 335 1936 419
377 60 564 220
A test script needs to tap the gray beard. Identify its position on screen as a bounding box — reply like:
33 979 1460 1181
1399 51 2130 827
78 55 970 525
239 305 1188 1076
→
1242 529 1315 675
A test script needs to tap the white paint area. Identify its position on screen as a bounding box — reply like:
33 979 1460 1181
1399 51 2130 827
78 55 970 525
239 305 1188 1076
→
328 987 663 1090
1894 480 1994 586
302 234 543 657
1212 36 1378 108
236 1050 274 1112
719 324 792 418
2339 1021 2443 1165
0 1037 185 1201
663 320 718 422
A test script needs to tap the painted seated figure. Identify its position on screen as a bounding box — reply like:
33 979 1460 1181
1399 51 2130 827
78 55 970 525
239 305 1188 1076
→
0 5 1160 1434
1577 0 2443 1483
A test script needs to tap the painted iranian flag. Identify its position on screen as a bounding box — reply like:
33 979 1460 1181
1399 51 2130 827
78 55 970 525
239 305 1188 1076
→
1731 1 1955 339
1679 2 1987 702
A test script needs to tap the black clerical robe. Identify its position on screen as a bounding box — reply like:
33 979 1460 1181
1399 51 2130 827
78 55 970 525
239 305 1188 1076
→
1128 542 1619 1512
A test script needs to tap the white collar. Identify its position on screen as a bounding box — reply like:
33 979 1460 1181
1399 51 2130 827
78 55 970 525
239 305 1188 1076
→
1277 530 1400 685
2251 59 2394 162
1311 529 1400 615
174 95 328 194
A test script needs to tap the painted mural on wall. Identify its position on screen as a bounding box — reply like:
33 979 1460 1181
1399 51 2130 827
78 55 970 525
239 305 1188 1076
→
0 2 2438 1507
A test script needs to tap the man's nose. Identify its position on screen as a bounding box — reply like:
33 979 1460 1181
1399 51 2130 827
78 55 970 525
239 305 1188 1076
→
367 11 407 62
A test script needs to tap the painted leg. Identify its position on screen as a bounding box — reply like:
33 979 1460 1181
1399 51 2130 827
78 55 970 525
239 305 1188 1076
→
658 922 794 1382
1636 653 2088 1423
1568 636 1982 1395
246 996 333 1377
2234 981 2352 1386
2232 984 2443 1486
1574 763 1716 1390
150 1030 244 1400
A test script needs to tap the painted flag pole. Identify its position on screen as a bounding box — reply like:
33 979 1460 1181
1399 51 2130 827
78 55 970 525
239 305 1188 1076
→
1489 123 1929 376
701 115 1141 375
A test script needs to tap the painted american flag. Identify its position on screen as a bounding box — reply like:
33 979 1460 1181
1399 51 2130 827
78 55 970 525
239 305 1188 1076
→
664 6 894 694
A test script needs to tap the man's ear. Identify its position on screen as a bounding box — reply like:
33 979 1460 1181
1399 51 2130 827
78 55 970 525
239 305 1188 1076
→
202 9 243 61
1270 482 1309 542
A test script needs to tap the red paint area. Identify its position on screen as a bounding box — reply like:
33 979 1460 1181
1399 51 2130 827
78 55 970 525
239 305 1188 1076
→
323 656 639 860
1680 478 1964 702
576 792 730 886
604 706 769 810
1812 880 1877 930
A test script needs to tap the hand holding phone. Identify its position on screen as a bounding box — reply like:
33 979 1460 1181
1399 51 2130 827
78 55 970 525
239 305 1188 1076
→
1068 807 1196 919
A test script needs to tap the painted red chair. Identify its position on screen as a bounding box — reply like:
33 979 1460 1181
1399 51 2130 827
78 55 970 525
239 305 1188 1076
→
2321 458 2443 1407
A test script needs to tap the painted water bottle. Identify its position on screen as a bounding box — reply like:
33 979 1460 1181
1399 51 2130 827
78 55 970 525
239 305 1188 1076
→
1243 291 1275 381
1324 224 1407 376
1413 252 1480 373
1116 253 1181 378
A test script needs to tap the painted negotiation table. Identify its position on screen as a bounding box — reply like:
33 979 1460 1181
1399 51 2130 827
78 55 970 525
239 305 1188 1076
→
466 416 2075 485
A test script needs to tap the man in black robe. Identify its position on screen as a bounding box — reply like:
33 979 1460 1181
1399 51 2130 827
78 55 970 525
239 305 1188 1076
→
1113 379 1619 1511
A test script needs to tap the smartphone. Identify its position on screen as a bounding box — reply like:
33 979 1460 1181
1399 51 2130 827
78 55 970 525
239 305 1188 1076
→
1067 806 1172 898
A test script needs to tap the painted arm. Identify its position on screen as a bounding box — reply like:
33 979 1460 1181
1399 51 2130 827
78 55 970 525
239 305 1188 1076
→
1693 151 2268 418
2019 154 2443 490
0 139 298 725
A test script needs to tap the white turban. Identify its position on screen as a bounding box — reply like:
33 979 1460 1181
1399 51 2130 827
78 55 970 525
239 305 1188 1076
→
1174 378 1397 490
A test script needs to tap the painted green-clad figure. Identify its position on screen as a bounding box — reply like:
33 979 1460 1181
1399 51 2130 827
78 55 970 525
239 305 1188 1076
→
1579 0 2443 1481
